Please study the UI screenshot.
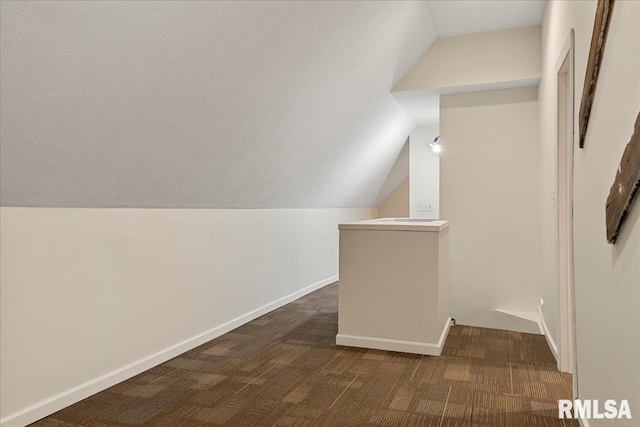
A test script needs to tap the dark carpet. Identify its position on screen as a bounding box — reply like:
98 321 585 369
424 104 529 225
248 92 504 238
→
31 283 577 426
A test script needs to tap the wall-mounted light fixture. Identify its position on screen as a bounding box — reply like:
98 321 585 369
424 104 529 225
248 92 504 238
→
429 136 441 153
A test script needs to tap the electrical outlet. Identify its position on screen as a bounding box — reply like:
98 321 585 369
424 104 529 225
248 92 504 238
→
418 203 433 213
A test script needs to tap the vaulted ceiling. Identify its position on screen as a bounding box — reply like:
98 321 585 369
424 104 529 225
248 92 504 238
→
0 1 545 208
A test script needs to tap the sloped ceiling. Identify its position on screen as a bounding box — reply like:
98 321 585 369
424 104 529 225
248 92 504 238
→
0 1 436 208
391 0 546 129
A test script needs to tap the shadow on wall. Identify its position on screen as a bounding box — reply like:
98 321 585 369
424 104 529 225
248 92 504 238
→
374 139 410 209
611 197 640 264
440 87 538 108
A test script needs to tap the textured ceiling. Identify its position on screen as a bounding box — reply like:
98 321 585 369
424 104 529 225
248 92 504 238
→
1 1 545 209
0 1 436 208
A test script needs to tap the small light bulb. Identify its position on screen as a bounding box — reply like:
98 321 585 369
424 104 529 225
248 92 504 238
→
431 143 441 153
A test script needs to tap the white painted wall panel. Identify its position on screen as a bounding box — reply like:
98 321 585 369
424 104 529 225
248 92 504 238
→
440 87 540 332
539 1 640 423
409 125 440 219
393 26 541 93
0 207 374 424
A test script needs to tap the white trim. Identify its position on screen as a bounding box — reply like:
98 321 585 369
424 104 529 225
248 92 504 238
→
336 317 452 356
555 29 574 74
555 28 578 381
538 305 559 363
392 78 540 97
578 415 590 427
0 275 338 427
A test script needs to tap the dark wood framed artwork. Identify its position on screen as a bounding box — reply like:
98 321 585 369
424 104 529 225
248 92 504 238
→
606 112 640 243
578 0 615 148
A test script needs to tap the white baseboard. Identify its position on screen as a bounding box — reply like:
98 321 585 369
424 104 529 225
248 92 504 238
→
538 305 558 363
0 275 338 427
336 317 452 356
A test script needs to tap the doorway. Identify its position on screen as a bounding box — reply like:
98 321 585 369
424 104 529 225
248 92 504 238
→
556 29 577 394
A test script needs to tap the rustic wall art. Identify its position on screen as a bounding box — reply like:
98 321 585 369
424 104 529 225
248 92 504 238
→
606 112 640 243
578 0 615 148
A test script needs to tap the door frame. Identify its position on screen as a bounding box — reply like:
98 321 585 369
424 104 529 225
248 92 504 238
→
555 29 578 394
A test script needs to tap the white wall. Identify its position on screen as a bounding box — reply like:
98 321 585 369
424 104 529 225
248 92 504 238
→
409 125 440 218
539 1 640 424
377 179 409 219
0 207 374 426
375 141 409 208
376 139 410 218
393 26 541 93
440 87 540 333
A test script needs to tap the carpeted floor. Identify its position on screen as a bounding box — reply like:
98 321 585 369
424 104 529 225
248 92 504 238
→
31 283 578 426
